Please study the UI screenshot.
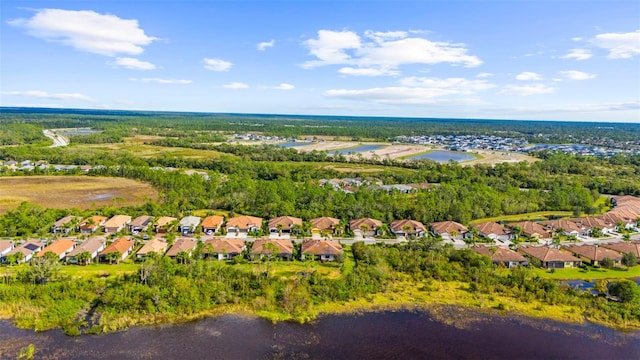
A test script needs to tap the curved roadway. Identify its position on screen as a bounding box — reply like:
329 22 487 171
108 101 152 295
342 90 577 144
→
43 129 69 147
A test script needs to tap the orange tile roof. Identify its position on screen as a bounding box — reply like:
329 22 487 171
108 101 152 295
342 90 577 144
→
349 218 383 230
251 239 293 255
564 244 623 261
201 215 225 228
310 217 341 230
390 219 426 233
103 215 131 228
601 241 640 258
100 237 134 255
471 222 508 236
519 246 581 262
37 239 75 257
137 238 168 255
472 246 527 263
203 238 245 254
268 216 302 229
155 216 178 227
226 215 263 229
166 238 197 257
301 239 343 256
431 221 468 234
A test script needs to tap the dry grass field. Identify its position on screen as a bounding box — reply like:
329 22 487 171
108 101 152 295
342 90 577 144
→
0 176 158 213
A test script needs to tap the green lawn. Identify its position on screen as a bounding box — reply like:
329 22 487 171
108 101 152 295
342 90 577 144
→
531 266 640 280
470 211 574 224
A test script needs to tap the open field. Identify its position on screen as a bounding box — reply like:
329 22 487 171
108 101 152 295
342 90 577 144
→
531 266 640 280
71 138 227 159
469 211 575 224
0 176 158 213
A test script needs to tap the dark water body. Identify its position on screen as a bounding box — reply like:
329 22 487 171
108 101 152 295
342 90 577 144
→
328 144 383 155
409 150 475 162
1 309 639 359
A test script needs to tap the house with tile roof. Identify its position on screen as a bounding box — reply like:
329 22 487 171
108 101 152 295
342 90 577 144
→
203 238 246 260
103 215 132 233
154 216 177 233
166 238 197 258
178 216 201 235
250 239 294 260
268 216 302 237
52 215 80 234
507 221 551 240
79 216 107 233
5 240 46 263
99 237 135 263
0 240 14 262
390 219 427 237
470 222 511 242
136 238 168 259
519 246 581 269
36 239 76 260
601 241 640 263
471 246 528 268
349 218 383 237
431 221 469 240
226 215 263 236
563 244 623 267
129 215 154 234
541 219 583 236
301 239 343 262
66 238 106 264
201 215 225 235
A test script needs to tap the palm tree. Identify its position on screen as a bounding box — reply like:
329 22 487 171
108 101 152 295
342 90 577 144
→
75 251 91 265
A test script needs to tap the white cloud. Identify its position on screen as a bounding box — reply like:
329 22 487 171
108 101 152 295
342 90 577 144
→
592 30 640 59
8 9 157 56
112 57 157 70
476 72 493 78
3 90 94 101
515 72 542 81
129 78 192 84
302 29 481 74
273 83 295 90
203 58 233 71
257 40 275 51
325 76 494 105
499 84 554 96
558 70 596 81
560 48 593 60
224 82 249 89
338 67 399 76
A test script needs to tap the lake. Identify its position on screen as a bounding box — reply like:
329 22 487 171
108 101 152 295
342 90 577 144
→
328 144 383 155
409 150 476 162
1 308 638 359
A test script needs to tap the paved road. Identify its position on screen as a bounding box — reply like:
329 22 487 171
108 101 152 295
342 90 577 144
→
43 129 69 147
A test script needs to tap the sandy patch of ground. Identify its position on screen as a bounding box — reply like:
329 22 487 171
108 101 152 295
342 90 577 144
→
463 150 538 166
295 141 362 152
364 145 432 160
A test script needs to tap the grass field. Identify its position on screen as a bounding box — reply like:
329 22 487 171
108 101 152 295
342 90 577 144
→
532 266 640 280
469 211 574 224
0 176 158 213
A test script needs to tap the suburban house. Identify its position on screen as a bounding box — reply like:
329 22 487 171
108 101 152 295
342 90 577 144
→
5 240 46 263
600 212 637 231
166 238 198 259
201 215 225 235
99 237 135 263
470 222 511 242
519 246 582 269
0 240 14 262
541 219 583 237
103 215 132 233
226 215 263 237
390 219 427 237
129 215 154 234
350 218 383 237
203 238 246 260
136 238 168 259
79 216 107 233
66 238 106 264
51 215 80 234
471 246 528 268
571 216 613 235
268 216 302 237
178 216 201 235
563 244 623 267
250 239 294 260
309 217 341 239
507 221 551 240
36 239 76 260
155 216 178 233
601 241 640 263
431 221 469 240
301 239 343 262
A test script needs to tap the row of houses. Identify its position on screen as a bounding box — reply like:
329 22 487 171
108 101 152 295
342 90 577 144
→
0 236 344 264
472 241 640 269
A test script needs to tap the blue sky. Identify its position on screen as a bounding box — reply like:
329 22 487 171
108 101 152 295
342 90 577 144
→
1 1 639 122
